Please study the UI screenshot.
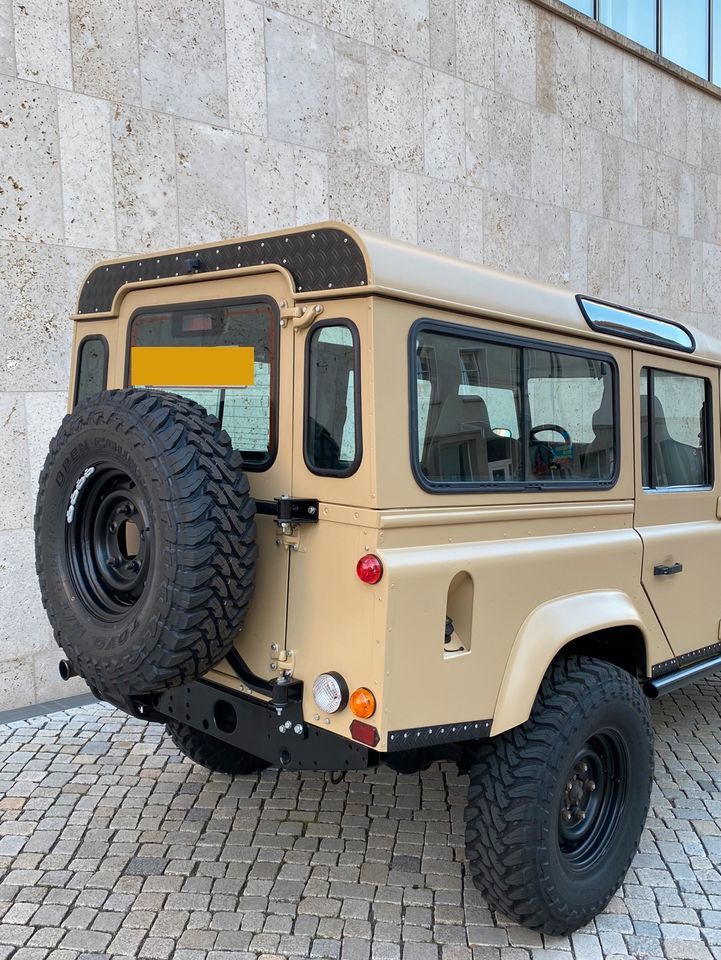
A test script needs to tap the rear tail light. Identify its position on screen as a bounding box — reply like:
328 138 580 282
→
350 719 380 747
350 687 376 719
356 554 383 584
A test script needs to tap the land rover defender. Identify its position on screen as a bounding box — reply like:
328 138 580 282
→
35 222 721 933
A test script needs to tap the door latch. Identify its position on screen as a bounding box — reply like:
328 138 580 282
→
653 562 683 576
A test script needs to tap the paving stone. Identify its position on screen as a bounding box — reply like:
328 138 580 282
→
1 691 721 959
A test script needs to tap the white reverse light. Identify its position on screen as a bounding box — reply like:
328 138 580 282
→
312 672 348 714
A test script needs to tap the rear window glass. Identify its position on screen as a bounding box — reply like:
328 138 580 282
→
413 323 616 489
75 336 108 405
129 299 278 468
305 322 361 476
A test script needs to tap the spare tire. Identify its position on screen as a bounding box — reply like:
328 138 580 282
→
34 388 257 703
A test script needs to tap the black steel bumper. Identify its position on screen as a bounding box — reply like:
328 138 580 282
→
149 679 369 771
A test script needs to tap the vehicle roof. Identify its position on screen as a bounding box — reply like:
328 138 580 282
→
76 220 721 367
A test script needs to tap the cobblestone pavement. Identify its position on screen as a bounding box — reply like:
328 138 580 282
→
1 682 721 960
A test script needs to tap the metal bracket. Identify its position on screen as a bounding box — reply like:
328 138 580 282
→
257 497 319 527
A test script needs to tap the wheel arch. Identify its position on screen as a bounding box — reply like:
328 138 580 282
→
491 591 649 736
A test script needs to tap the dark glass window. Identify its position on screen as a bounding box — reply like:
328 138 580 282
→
129 299 278 468
640 369 710 488
75 336 108 405
413 324 616 489
661 0 709 77
305 323 361 476
598 0 657 49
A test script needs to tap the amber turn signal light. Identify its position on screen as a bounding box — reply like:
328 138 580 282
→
350 687 376 719
356 554 383 584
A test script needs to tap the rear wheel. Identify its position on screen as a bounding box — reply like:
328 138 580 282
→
167 721 269 775
464 656 653 934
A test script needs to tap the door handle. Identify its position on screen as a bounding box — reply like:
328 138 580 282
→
654 562 683 576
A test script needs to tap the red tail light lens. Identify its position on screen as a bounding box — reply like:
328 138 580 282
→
350 719 380 747
356 554 383 584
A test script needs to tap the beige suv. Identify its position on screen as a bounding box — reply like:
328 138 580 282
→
35 222 721 934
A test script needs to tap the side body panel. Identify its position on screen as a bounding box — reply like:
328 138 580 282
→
365 297 673 747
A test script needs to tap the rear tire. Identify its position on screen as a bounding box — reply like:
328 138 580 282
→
167 721 269 775
464 656 653 934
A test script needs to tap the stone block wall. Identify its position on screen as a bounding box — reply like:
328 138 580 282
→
1 0 721 707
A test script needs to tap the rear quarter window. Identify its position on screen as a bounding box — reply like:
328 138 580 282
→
74 335 108 406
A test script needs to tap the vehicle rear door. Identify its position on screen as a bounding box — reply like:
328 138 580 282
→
121 272 294 680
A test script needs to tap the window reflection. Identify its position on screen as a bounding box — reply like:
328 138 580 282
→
662 0 709 77
564 0 721 90
565 0 594 14
598 0 657 49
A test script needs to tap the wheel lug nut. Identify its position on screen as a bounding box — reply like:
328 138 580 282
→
587 780 596 792
562 810 573 822
107 557 120 568
126 560 140 572
576 809 586 822
109 522 117 533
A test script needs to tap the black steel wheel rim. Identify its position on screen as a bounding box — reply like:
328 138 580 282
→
65 463 152 621
558 729 629 873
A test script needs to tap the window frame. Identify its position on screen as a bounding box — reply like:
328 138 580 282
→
73 334 109 408
303 318 363 479
640 366 714 491
408 317 621 494
125 295 280 473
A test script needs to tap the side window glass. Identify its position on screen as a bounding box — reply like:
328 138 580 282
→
413 325 616 488
75 336 108 405
305 323 361 476
526 349 614 482
416 335 523 484
640 368 710 488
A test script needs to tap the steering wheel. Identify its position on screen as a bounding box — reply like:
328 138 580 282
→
529 424 571 445
529 424 572 479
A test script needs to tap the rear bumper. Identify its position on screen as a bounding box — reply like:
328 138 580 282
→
150 678 370 771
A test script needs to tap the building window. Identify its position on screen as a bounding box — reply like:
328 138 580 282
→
640 368 711 488
74 336 108 406
411 321 617 491
661 0 709 76
564 0 719 85
304 321 361 477
565 0 594 14
598 0 657 51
